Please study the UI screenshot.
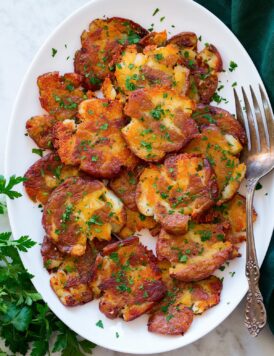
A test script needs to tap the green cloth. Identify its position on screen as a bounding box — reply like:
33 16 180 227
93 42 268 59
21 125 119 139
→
195 0 274 334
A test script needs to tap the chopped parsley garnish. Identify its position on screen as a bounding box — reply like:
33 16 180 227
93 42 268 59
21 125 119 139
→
139 213 146 221
197 230 212 242
255 182 263 190
166 314 174 322
66 83 75 92
229 61 238 72
91 156 98 162
87 215 103 226
51 48 57 57
141 141 152 151
178 252 188 263
150 105 164 120
32 148 44 157
100 123 109 130
153 8 159 16
116 332 120 338
128 32 140 44
96 320 104 328
109 252 119 263
154 53 164 61
232 81 237 87
160 16 165 22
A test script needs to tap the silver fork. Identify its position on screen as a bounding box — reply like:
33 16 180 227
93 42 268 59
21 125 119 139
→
234 85 274 337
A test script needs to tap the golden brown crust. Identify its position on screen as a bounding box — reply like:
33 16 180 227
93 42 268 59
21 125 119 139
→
42 177 126 256
50 242 97 306
199 193 257 245
148 275 222 335
37 72 92 120
74 17 148 90
118 208 160 239
157 224 232 281
90 237 166 321
24 152 82 205
136 153 218 233
167 32 198 51
26 115 57 149
123 87 197 162
139 31 167 47
115 44 190 95
41 236 64 270
109 165 144 210
54 98 139 178
183 125 246 204
193 105 247 145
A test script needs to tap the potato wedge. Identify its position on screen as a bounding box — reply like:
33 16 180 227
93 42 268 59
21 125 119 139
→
42 177 126 256
123 87 197 162
90 237 166 321
74 17 148 90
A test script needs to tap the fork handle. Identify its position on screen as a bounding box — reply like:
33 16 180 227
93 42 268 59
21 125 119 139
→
245 178 267 336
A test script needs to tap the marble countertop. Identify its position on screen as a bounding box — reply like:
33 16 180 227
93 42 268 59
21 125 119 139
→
0 1 273 355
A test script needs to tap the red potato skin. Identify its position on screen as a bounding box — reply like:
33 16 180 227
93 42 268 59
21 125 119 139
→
167 32 198 50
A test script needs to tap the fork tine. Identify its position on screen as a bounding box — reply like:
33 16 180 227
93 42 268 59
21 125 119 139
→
242 87 259 154
233 88 251 150
250 86 269 151
259 85 274 152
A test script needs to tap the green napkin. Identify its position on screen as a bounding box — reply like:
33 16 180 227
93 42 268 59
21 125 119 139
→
195 0 274 334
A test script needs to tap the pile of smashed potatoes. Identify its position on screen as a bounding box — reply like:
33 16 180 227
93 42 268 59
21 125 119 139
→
24 17 256 336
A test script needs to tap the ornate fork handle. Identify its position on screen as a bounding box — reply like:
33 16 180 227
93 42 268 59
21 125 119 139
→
245 178 267 336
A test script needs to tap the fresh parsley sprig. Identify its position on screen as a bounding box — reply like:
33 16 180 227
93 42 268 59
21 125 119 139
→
0 175 26 199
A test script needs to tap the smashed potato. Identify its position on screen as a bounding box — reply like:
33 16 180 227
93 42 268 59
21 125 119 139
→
200 193 257 244
90 237 166 321
157 223 232 281
24 152 82 205
148 275 222 335
123 87 197 161
37 72 91 120
54 98 139 178
139 31 167 47
109 165 144 210
26 115 57 149
183 125 246 204
115 44 190 95
42 177 126 256
136 153 218 234
118 208 160 239
74 17 148 90
50 242 97 306
192 105 247 145
41 236 64 270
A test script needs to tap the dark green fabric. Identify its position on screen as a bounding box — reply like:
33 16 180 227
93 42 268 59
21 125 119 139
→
195 0 274 334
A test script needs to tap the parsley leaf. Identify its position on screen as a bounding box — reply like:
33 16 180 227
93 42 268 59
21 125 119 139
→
0 175 26 199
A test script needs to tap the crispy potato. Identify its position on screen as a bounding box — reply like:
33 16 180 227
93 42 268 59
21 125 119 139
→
156 224 232 281
183 125 246 204
118 208 160 238
109 165 144 210
74 17 148 90
41 236 64 270
196 44 223 73
101 77 117 100
168 32 198 51
37 72 91 120
54 98 139 178
190 72 218 104
90 237 166 321
136 154 219 234
26 115 57 149
115 44 190 95
50 242 97 306
42 177 126 256
122 87 197 162
192 105 247 145
200 193 257 244
24 152 82 205
139 31 167 47
148 275 222 335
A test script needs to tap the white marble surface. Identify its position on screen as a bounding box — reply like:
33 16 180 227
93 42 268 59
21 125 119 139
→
0 0 273 355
